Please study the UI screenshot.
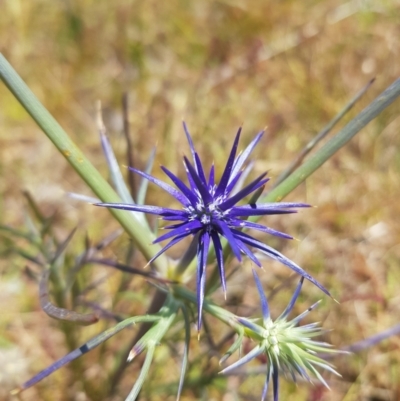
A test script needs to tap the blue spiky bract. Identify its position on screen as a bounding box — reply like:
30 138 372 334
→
96 122 329 329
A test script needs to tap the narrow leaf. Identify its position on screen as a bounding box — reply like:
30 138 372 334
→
252 269 270 323
125 346 156 401
97 103 135 205
39 269 99 325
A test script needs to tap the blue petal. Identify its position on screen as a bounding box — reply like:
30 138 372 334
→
161 215 190 221
182 122 207 192
161 166 199 206
194 153 208 186
229 130 264 185
214 220 242 261
128 167 190 206
252 269 270 323
229 202 310 217
153 220 203 244
220 344 263 375
184 160 197 191
210 232 226 294
162 221 189 229
291 300 321 325
230 208 297 217
183 157 212 204
278 277 304 320
229 219 293 240
146 232 191 266
234 237 262 267
208 164 215 190
215 127 241 197
95 203 186 217
196 231 210 330
225 168 243 195
182 121 197 167
219 173 269 210
261 368 272 401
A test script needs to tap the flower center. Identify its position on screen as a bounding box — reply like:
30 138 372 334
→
187 198 226 226
260 321 282 354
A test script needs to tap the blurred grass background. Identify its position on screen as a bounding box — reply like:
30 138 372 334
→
1 0 400 400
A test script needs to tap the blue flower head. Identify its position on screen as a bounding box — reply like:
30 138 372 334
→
96 123 329 328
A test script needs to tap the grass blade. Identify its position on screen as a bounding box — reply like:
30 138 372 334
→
274 78 375 187
262 77 400 204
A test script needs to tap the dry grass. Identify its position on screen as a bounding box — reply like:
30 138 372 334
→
1 1 400 400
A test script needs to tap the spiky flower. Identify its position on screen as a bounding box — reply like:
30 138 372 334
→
96 123 329 327
220 270 341 401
